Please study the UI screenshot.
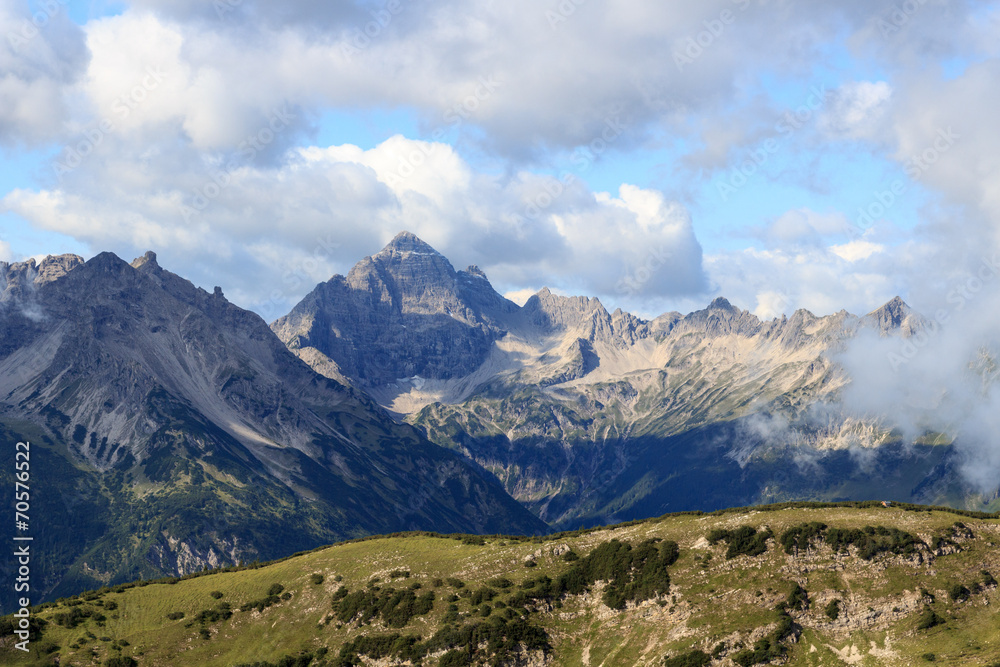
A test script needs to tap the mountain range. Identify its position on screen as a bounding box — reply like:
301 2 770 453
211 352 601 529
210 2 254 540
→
273 232 980 528
0 232 990 614
0 250 542 613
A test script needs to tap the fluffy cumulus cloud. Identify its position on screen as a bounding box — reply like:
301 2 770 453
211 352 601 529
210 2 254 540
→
20 0 978 158
0 0 88 145
2 0 1000 326
888 61 1000 256
707 244 895 320
5 134 708 319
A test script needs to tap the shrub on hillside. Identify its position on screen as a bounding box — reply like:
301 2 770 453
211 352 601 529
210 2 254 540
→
785 583 809 611
779 522 827 555
825 526 921 560
662 650 711 667
947 584 970 602
916 607 945 630
552 538 678 610
333 586 435 628
104 657 138 667
708 526 772 559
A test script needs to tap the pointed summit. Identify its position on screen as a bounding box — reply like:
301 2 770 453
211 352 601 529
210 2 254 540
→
868 295 908 315
377 231 443 257
273 232 515 386
463 265 488 281
865 296 917 335
680 296 762 337
707 296 737 311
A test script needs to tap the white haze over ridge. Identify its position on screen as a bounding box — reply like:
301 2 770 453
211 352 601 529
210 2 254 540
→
837 268 1000 495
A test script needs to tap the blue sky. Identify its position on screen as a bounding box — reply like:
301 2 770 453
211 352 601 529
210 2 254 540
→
1 0 997 321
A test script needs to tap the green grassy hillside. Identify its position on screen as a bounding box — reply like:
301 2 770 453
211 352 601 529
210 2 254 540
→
3 503 999 666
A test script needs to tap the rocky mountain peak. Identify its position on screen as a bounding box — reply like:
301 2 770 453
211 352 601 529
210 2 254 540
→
463 265 488 280
865 296 918 336
273 233 514 386
0 253 83 307
868 295 908 320
523 288 609 331
39 254 85 282
680 296 762 337
131 250 159 271
347 232 457 300
0 248 545 603
376 230 443 258
707 296 738 312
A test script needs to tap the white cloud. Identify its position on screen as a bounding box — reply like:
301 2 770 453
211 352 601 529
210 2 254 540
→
761 208 852 246
503 288 538 306
5 135 709 320
0 0 88 145
26 1 973 159
819 81 892 140
705 242 904 319
752 290 793 320
830 239 884 262
837 283 1000 493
